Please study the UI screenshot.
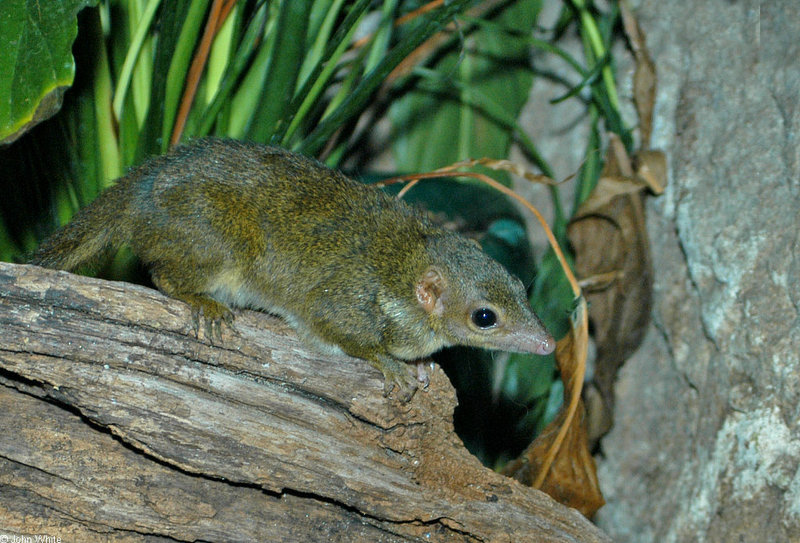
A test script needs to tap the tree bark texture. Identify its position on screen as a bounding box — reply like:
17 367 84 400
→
0 262 609 542
592 1 800 541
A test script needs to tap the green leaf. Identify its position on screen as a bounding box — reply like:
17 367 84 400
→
0 0 98 144
0 218 16 262
246 0 312 142
137 0 196 159
160 0 210 148
196 4 270 137
298 0 474 156
482 217 536 284
278 0 372 145
227 2 277 138
390 0 542 173
573 107 602 213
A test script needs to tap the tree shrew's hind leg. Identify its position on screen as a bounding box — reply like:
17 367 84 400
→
151 269 234 343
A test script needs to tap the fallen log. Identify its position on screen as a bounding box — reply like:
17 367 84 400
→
0 262 610 542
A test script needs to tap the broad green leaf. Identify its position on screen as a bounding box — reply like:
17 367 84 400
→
0 0 98 144
390 0 542 174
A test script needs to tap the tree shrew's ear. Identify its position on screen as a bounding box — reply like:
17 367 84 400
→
415 267 446 316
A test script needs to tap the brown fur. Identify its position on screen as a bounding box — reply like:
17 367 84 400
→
32 138 554 399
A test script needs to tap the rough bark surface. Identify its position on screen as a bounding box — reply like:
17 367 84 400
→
0 262 608 543
594 1 800 541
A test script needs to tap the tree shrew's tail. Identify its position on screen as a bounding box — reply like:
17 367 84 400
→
31 178 135 272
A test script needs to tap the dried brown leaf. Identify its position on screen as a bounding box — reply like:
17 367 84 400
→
635 149 667 194
621 0 657 146
497 4 665 508
566 136 660 443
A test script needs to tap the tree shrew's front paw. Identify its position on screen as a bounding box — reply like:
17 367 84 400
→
187 296 235 343
370 357 423 403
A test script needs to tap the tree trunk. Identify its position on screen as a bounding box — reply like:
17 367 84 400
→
592 1 800 541
0 262 608 542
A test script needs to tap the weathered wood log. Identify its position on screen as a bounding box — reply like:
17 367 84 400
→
0 262 610 542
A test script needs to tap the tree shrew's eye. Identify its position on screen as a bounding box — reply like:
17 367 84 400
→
471 308 497 329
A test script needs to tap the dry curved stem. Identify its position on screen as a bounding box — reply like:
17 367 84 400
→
377 165 596 513
440 157 560 186
379 169 580 297
578 270 624 291
531 298 589 489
